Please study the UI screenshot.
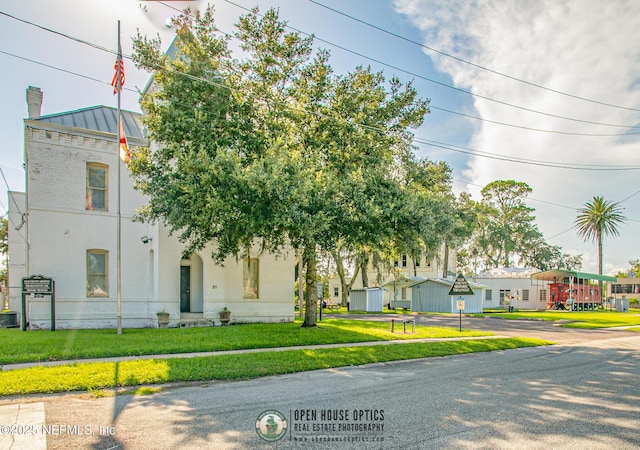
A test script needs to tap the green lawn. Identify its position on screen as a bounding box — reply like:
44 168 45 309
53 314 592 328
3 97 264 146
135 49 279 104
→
0 337 550 396
0 318 494 365
471 310 640 329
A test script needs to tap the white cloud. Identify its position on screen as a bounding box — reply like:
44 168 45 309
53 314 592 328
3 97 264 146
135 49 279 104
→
394 0 640 274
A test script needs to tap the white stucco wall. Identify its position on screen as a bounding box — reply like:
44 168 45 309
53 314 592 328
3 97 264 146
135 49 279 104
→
155 228 295 326
11 120 295 330
477 277 547 310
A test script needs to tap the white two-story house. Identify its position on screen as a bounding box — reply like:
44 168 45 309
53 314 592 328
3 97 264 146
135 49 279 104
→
8 87 294 329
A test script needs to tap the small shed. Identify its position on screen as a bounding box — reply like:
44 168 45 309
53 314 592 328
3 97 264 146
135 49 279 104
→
411 278 484 313
349 288 384 312
381 276 424 310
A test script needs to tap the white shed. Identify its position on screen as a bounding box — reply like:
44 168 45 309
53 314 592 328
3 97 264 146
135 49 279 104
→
349 288 384 312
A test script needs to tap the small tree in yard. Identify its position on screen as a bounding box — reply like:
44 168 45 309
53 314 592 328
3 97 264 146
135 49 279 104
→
131 6 430 327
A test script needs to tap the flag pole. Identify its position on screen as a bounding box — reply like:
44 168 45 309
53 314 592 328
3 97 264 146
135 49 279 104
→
116 20 123 335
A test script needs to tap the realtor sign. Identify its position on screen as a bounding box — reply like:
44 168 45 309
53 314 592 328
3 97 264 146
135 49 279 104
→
448 274 474 296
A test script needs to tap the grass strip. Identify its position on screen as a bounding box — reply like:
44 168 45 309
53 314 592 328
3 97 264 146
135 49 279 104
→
0 338 550 396
470 311 640 328
0 319 493 365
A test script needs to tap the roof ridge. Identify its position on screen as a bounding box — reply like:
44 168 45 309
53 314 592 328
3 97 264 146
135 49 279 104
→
35 104 142 120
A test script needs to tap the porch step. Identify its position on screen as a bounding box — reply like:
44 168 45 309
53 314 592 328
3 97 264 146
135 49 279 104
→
179 319 213 328
179 313 213 328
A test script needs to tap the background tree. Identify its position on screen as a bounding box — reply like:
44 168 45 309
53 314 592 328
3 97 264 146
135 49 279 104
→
615 259 640 278
474 180 537 268
465 179 575 272
329 247 361 307
439 191 477 278
345 157 455 288
521 238 582 271
132 6 430 327
575 196 626 296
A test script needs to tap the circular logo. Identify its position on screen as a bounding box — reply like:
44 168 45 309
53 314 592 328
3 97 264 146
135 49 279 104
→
255 410 288 442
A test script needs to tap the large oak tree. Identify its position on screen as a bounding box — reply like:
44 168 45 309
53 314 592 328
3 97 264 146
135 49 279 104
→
131 6 430 326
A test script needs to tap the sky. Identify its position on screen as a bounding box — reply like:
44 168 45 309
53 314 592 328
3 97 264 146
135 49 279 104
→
1 0 639 276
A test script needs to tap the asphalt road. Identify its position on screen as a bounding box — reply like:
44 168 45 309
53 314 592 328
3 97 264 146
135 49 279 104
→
349 312 640 345
5 317 640 449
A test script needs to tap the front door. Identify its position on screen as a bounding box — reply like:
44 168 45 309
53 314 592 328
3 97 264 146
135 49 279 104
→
180 266 191 313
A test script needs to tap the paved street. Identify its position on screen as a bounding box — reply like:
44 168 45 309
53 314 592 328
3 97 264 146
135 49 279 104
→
1 317 639 449
346 312 640 345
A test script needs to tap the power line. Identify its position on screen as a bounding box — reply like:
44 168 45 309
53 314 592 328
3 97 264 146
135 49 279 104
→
3 7 639 173
0 11 116 56
430 105 640 137
221 0 640 131
618 188 640 204
452 178 577 210
453 178 640 226
418 139 640 171
4 5 640 135
6 35 633 172
0 167 27 237
0 167 24 218
0 49 139 94
307 0 640 113
546 225 577 241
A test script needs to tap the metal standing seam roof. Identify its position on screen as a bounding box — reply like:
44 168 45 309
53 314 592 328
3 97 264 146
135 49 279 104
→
531 270 617 283
381 276 425 288
33 105 145 140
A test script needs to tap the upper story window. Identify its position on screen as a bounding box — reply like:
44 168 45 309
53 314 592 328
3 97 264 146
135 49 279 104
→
86 163 108 211
401 254 407 267
87 249 109 297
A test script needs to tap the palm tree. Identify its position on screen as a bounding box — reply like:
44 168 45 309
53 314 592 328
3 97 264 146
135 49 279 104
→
575 196 626 299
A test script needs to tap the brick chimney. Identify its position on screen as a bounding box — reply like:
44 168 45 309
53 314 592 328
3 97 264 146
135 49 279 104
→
26 86 43 118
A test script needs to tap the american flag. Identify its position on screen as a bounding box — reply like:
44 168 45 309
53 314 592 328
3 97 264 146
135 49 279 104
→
111 52 125 94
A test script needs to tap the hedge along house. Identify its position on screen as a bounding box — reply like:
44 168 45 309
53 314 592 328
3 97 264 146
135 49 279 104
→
410 278 485 314
7 87 294 330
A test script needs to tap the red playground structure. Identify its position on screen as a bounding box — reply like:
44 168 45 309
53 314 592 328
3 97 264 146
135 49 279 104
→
531 270 617 311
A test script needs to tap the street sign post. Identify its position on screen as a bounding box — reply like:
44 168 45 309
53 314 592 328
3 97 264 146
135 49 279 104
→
449 274 472 332
456 299 465 331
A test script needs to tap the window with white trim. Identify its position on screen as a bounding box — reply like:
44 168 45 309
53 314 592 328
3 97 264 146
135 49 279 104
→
86 163 108 211
87 249 108 297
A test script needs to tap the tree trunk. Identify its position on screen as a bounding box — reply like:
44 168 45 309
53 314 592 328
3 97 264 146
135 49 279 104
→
331 250 360 308
597 231 603 303
359 251 369 288
302 246 318 327
442 240 449 278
